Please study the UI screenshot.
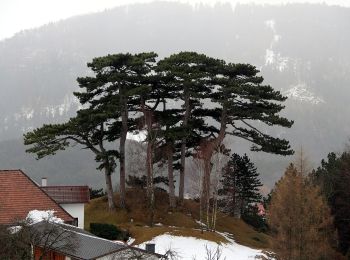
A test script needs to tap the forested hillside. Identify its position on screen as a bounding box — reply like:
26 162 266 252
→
1 2 350 187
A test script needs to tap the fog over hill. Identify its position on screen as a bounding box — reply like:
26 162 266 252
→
0 2 349 189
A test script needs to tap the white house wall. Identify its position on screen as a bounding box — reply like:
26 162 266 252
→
60 203 84 228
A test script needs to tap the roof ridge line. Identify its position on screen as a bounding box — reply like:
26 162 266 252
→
0 169 23 172
18 169 75 222
64 225 127 245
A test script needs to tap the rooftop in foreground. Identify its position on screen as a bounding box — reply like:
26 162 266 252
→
0 170 74 225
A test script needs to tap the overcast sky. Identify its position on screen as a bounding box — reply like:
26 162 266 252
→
1 0 349 41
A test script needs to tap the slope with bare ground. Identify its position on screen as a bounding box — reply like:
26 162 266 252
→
84 188 270 249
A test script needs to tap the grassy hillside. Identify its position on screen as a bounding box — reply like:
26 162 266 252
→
85 188 270 249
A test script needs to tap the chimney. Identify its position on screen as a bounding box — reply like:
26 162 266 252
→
41 177 47 187
145 243 155 254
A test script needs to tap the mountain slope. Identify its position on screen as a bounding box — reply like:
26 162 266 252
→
1 2 350 187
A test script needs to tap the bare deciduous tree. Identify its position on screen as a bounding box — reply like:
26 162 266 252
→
209 146 228 231
188 153 205 233
0 215 77 260
204 244 226 260
191 244 226 260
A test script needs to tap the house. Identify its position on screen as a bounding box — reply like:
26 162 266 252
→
41 178 89 229
0 170 74 225
257 203 266 216
32 221 164 260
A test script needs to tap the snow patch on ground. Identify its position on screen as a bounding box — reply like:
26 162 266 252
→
264 19 289 72
265 20 276 32
12 95 81 122
284 83 325 105
139 234 270 260
42 95 81 118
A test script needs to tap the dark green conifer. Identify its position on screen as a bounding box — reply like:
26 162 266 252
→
24 107 119 211
219 153 262 217
74 52 158 208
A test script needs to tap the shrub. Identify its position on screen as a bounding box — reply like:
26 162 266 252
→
242 205 268 233
90 223 130 241
89 188 106 199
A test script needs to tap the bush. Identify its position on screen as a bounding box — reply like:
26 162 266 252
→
242 205 268 233
89 188 106 199
90 223 130 241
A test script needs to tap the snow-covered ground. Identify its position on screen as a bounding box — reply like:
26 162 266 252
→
24 210 273 259
139 233 272 260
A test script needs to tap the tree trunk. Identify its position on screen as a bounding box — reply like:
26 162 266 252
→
146 141 152 198
213 195 218 231
167 142 176 209
119 95 127 209
202 156 212 230
201 106 227 223
179 89 190 204
232 181 237 218
146 137 155 226
104 165 117 211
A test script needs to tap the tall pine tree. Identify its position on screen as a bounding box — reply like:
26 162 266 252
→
74 52 158 208
157 52 218 204
199 61 293 219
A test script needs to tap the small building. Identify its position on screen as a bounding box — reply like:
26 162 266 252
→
41 178 89 229
32 221 164 260
0 170 74 225
257 203 266 217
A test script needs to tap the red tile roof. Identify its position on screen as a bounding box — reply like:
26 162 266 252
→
0 170 74 225
41 186 90 204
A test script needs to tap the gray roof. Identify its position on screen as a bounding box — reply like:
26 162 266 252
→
31 221 162 259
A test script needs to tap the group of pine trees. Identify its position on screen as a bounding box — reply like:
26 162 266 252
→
24 52 293 222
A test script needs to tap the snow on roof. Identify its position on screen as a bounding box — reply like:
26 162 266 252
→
0 170 74 224
26 210 63 224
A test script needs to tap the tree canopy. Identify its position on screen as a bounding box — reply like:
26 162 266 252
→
24 51 293 213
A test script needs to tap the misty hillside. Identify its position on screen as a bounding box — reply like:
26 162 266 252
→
0 2 349 187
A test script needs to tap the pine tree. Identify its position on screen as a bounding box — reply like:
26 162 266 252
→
218 153 262 217
198 60 293 222
24 108 119 211
269 164 338 260
156 105 182 209
74 52 158 208
157 52 219 205
151 70 183 209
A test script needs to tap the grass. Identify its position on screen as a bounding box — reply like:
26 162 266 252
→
85 188 271 249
